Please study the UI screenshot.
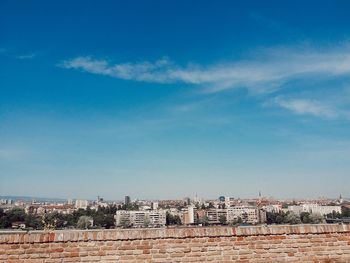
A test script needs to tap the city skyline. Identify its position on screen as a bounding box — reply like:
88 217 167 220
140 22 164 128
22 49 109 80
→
1 0 350 199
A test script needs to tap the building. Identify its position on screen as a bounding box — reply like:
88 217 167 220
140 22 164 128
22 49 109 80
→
151 202 159 210
75 199 89 209
205 209 227 224
264 204 282 213
182 205 196 225
287 204 341 216
124 196 131 205
27 204 75 215
183 197 191 205
227 206 264 224
115 210 166 227
218 196 226 202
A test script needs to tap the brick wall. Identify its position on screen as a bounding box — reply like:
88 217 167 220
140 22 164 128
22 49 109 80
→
1 224 350 262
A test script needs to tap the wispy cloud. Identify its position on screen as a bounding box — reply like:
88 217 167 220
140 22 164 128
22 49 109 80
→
272 97 337 118
15 53 36 59
60 45 350 94
61 56 172 83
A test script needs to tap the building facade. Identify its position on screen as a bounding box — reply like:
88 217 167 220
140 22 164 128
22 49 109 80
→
115 210 166 227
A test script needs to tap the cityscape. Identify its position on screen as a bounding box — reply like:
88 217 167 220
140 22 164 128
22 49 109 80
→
2 0 350 261
1 193 349 230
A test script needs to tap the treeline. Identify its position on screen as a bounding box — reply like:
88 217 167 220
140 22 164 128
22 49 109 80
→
0 206 118 230
267 206 350 225
266 211 324 224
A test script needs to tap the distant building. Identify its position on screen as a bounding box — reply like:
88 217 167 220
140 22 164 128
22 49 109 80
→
264 204 282 213
206 209 227 224
151 202 159 210
183 197 191 205
287 204 341 216
227 206 265 224
115 210 166 227
125 196 131 205
182 205 196 225
75 199 89 209
28 204 75 215
218 196 225 202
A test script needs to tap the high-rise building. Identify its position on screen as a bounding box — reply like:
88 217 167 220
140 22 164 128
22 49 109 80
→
183 197 191 205
125 196 131 205
151 202 159 210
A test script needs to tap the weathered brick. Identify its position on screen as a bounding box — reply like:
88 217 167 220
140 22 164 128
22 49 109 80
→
0 224 350 262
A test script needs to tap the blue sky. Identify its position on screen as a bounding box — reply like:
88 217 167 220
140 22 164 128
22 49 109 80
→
1 0 350 200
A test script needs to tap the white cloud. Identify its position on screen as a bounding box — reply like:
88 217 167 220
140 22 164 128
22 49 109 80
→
61 45 350 94
273 97 337 118
15 53 36 59
61 56 173 83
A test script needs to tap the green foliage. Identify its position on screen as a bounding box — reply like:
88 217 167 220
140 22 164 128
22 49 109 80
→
341 206 350 217
198 215 209 226
143 216 150 228
25 213 43 229
118 203 139 211
118 215 131 228
284 212 301 224
309 213 325 223
229 217 243 226
267 211 325 225
77 216 92 229
0 204 118 230
166 212 182 225
6 208 26 222
0 208 11 228
219 214 227 225
299 212 311 223
207 202 215 209
218 203 226 209
0 208 26 229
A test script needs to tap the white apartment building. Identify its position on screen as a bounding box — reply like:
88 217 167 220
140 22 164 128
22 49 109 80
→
75 199 89 209
115 210 166 227
227 206 260 224
287 204 341 216
205 209 227 224
264 204 282 213
151 202 159 210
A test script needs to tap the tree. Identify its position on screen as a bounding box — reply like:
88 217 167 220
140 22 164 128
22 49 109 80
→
25 213 42 229
103 214 116 229
7 208 26 223
198 216 209 226
284 212 301 224
77 216 92 229
341 206 350 217
219 215 227 225
300 212 311 223
118 216 131 228
267 211 289 225
208 202 215 209
143 216 150 228
241 212 248 223
309 213 325 224
0 208 11 229
166 212 181 225
229 217 243 226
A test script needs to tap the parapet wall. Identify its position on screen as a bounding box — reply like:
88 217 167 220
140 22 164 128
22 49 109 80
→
1 224 350 262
